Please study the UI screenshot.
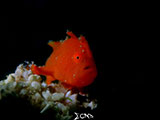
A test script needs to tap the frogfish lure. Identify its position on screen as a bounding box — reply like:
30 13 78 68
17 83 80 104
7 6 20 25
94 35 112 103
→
31 31 97 87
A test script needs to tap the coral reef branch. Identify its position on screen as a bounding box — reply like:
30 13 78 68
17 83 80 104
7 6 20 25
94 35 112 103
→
0 63 97 120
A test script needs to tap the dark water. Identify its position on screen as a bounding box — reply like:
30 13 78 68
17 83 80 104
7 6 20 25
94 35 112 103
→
0 15 145 120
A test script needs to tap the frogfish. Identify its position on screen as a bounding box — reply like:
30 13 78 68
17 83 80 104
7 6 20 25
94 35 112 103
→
31 31 97 87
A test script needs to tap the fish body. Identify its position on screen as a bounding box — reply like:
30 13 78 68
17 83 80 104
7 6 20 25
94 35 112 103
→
31 31 97 87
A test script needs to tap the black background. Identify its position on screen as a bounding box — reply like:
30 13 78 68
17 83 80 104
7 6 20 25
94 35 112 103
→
0 13 145 120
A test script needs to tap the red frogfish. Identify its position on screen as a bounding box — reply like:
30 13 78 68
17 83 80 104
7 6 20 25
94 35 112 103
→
31 31 97 87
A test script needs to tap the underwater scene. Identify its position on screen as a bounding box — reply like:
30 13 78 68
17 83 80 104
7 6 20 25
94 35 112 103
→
0 32 99 120
0 15 145 120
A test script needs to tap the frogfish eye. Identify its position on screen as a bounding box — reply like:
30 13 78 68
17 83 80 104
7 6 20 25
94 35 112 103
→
73 53 82 63
76 56 80 59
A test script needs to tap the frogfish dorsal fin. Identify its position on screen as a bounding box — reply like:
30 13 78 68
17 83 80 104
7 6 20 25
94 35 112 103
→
66 31 77 39
48 40 61 49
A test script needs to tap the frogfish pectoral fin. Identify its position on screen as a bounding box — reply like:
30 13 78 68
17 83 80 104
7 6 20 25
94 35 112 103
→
31 64 40 75
31 64 52 76
31 64 56 85
46 76 56 85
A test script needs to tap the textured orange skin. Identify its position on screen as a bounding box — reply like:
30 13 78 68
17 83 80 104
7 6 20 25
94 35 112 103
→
31 32 97 87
